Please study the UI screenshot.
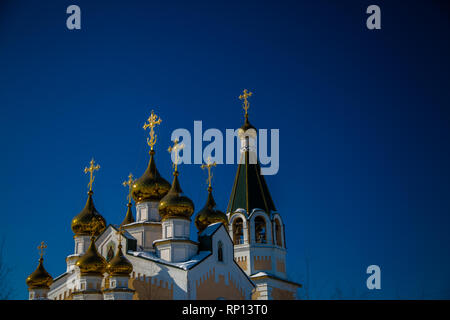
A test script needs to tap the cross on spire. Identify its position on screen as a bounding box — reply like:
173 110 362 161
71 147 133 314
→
143 110 162 151
37 241 47 258
168 139 184 173
116 226 125 246
122 173 135 203
201 156 217 189
84 158 100 192
239 89 253 117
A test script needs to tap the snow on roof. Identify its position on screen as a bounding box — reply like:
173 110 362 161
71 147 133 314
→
110 225 135 240
199 222 223 237
129 250 211 270
251 272 269 278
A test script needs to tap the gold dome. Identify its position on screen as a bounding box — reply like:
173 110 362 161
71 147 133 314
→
132 150 171 203
106 243 133 276
195 187 228 232
71 191 107 236
76 237 107 275
158 172 194 221
26 257 53 289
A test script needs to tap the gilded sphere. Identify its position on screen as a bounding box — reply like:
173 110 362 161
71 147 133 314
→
71 191 107 236
132 151 171 203
158 173 194 220
76 238 107 275
26 258 53 289
195 188 228 232
106 244 133 276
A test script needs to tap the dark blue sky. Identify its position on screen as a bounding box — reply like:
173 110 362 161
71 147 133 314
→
1 0 449 299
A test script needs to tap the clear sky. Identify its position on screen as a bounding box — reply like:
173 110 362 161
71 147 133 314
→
0 0 449 299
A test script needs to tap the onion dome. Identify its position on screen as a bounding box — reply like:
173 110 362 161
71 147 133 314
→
120 202 135 226
158 171 194 221
132 150 171 203
26 257 53 289
76 237 107 275
106 243 133 276
71 191 107 236
195 186 228 232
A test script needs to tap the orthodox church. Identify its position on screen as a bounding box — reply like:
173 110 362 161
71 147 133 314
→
25 90 301 300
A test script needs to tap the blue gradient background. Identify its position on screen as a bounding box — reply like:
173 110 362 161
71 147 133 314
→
0 0 449 299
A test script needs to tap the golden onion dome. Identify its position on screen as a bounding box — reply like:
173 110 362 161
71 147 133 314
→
132 150 171 203
120 202 135 226
71 191 107 236
106 243 133 276
26 257 53 289
195 187 228 232
76 237 107 275
158 172 194 221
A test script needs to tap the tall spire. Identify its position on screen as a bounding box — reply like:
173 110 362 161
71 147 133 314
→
227 90 276 214
121 173 135 226
239 89 256 131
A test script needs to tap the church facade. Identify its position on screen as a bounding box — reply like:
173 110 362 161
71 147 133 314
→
25 90 301 300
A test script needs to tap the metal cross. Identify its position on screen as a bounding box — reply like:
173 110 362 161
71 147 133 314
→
168 139 184 173
37 241 47 258
143 110 162 151
116 226 125 246
84 158 100 191
239 89 253 116
201 156 217 188
122 173 135 203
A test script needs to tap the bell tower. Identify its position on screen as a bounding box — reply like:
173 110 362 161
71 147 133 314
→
227 90 300 300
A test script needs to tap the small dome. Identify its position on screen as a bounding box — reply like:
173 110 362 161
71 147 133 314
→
106 243 133 276
120 202 135 226
158 172 194 221
71 191 107 236
26 257 53 289
132 150 171 203
76 237 107 275
195 187 228 232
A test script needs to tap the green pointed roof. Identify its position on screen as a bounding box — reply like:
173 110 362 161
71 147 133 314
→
227 148 276 214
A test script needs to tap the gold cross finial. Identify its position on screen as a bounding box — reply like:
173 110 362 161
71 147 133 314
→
143 110 162 151
116 226 125 246
122 173 135 203
239 89 253 116
84 158 100 192
37 241 47 259
168 139 184 173
201 156 217 189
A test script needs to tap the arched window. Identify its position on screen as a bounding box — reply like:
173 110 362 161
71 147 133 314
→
274 219 282 247
233 218 244 244
107 246 115 262
218 241 223 262
255 217 266 244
